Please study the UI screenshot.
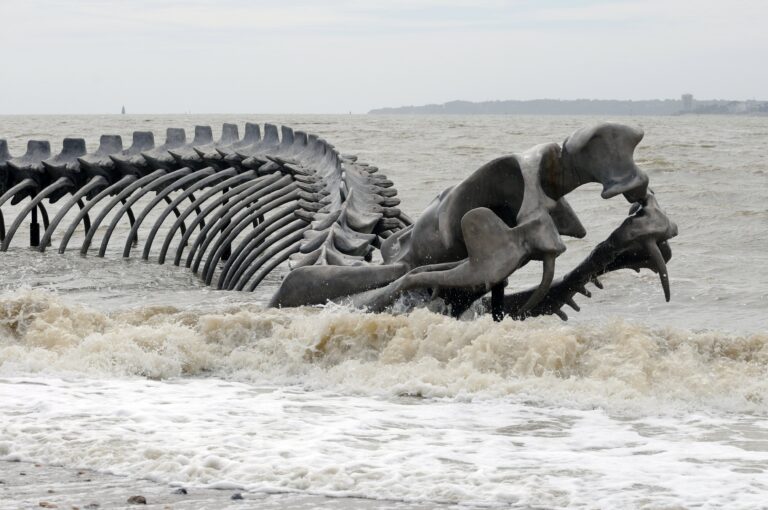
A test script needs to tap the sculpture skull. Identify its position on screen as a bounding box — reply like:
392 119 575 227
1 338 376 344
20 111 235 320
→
273 122 677 321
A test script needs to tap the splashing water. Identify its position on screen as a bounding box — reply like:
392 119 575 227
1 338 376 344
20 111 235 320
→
1 114 767 508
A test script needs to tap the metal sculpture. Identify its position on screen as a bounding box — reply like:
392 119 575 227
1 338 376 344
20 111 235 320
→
0 122 677 321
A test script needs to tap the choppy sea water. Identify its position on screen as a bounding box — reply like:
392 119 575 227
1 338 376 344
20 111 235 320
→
0 114 766 508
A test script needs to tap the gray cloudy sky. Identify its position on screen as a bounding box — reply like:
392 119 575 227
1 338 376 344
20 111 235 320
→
0 0 765 114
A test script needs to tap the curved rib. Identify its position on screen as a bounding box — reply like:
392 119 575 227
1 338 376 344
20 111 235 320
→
183 174 292 270
184 192 205 229
121 198 138 246
0 178 36 211
172 174 279 267
0 180 36 241
39 176 106 252
220 213 302 290
77 199 91 232
121 198 137 225
0 179 40 241
142 168 236 260
79 170 166 256
217 206 298 289
59 175 137 253
98 168 192 257
37 203 50 231
162 196 186 237
122 167 214 258
247 240 306 292
2 177 71 251
201 191 300 284
233 224 310 291
241 231 309 291
190 182 297 274
163 171 266 266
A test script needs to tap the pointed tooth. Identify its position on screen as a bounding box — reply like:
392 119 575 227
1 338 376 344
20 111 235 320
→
518 254 556 316
645 240 671 302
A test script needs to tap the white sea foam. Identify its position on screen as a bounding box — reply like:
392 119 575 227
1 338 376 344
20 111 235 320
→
1 289 766 414
3 292 766 508
2 366 768 507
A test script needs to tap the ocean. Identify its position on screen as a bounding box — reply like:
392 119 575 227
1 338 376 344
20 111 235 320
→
0 114 766 509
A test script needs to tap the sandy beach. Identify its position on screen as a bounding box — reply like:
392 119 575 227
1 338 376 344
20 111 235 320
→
0 461 444 510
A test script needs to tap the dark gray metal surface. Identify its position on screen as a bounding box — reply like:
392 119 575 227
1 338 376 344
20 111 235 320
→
0 122 675 321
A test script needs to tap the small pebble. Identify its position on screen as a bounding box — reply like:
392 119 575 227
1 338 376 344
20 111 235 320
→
126 495 147 505
39 503 57 509
84 504 99 509
231 492 244 500
48 489 55 493
172 488 188 495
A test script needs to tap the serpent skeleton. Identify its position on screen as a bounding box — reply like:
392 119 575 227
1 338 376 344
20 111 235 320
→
0 122 677 321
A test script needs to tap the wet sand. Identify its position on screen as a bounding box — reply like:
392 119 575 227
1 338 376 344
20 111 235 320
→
0 461 445 510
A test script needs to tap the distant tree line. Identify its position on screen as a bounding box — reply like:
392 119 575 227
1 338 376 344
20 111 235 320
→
369 99 768 115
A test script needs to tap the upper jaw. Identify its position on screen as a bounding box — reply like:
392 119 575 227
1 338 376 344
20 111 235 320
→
597 162 649 201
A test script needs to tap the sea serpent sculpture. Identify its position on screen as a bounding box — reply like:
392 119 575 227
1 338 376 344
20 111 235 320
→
0 122 677 321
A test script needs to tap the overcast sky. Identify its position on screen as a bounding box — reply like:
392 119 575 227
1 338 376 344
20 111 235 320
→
0 0 765 114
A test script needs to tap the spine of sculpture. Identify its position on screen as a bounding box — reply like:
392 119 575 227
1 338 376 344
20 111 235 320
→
0 123 408 291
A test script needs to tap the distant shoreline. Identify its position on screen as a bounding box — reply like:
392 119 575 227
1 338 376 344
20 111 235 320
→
369 98 768 116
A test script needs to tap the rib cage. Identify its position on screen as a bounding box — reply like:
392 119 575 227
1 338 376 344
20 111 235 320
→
0 123 410 292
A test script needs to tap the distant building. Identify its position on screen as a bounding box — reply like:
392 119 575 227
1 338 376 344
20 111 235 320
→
681 94 694 112
121 105 126 115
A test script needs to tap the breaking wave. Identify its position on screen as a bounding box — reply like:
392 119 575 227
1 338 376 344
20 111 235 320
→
1 289 766 413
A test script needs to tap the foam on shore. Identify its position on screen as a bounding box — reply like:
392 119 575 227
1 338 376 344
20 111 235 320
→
1 289 766 414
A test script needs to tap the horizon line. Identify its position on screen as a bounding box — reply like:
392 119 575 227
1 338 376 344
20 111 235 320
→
3 97 767 116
